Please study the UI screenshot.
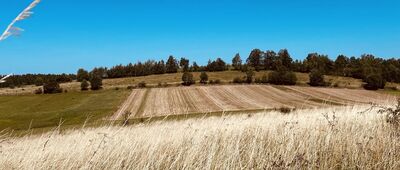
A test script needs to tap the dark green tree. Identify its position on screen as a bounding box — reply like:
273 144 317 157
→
232 53 242 70
309 69 326 86
77 68 89 82
89 72 103 90
334 55 349 76
268 70 297 85
180 57 190 72
166 55 178 73
278 49 293 70
191 62 200 72
247 49 263 71
264 50 277 70
364 74 385 90
182 72 195 86
43 79 63 94
207 58 227 72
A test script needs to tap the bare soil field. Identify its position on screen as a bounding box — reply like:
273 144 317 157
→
113 85 391 119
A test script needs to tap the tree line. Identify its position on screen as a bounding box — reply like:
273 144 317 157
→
0 74 76 88
233 49 395 90
2 48 399 91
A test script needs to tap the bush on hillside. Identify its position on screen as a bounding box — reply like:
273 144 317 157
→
81 79 89 91
282 72 297 85
309 69 326 86
200 72 209 84
245 67 255 84
182 72 195 86
364 74 385 90
268 71 297 85
89 75 103 90
43 80 63 94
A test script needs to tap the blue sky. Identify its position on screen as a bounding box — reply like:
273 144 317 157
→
0 0 399 74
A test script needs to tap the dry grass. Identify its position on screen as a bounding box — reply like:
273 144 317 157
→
1 105 399 169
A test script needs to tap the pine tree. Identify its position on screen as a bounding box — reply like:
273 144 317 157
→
166 56 178 73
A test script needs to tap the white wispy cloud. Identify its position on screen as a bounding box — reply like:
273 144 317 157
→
0 0 41 41
0 74 13 83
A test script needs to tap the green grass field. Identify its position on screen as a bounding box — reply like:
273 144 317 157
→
0 89 130 132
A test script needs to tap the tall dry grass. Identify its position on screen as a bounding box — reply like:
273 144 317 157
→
1 105 399 169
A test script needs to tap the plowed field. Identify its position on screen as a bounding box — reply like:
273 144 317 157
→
113 85 390 119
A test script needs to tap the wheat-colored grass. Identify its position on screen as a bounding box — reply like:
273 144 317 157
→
1 105 399 169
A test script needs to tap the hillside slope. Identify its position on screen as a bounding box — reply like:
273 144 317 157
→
0 71 386 95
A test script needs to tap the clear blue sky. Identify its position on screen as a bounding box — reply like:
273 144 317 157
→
0 0 399 74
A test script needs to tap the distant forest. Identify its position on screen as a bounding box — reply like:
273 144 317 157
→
1 49 399 89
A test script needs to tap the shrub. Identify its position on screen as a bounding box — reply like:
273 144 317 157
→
268 71 281 85
43 80 63 94
282 72 297 85
200 72 209 84
245 67 255 84
364 74 385 90
34 88 43 94
309 69 326 86
268 71 297 85
182 72 195 86
209 80 214 84
127 85 135 90
80 79 89 91
138 81 146 88
89 75 103 90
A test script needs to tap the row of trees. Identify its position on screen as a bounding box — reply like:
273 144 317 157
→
35 68 104 94
2 49 398 91
80 56 227 80
231 49 399 90
0 74 76 89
